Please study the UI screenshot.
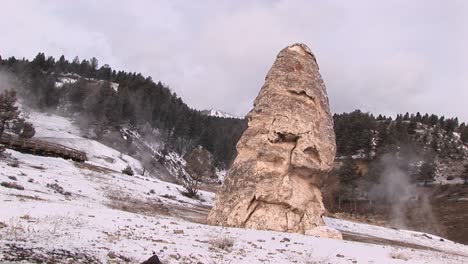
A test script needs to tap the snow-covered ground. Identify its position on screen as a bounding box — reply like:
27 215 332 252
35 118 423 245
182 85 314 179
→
26 111 144 175
1 149 467 263
55 76 78 88
1 111 468 263
325 217 468 257
54 73 119 92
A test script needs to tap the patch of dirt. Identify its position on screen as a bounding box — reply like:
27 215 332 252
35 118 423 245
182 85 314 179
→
431 185 468 245
342 232 437 251
106 193 171 217
327 185 468 245
170 203 212 224
46 183 71 196
106 192 212 224
0 243 102 263
10 193 45 201
93 155 115 164
28 165 46 170
1 182 24 190
74 162 117 174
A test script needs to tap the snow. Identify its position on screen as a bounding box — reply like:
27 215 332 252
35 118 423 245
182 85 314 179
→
325 217 468 257
55 76 79 88
204 109 243 119
53 73 119 93
110 82 119 92
1 110 467 263
1 148 467 264
434 174 465 185
26 111 81 139
215 168 227 182
1 149 467 263
25 111 144 174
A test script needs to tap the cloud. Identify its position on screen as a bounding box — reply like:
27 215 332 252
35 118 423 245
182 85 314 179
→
1 0 467 121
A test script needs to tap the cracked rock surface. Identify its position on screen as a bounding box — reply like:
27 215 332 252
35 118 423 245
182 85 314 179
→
207 43 338 238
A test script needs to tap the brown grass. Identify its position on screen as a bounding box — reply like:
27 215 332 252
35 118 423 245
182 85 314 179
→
209 236 235 252
73 162 116 174
105 193 171 217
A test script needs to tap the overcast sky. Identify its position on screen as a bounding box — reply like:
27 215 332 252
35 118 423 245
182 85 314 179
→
1 0 467 121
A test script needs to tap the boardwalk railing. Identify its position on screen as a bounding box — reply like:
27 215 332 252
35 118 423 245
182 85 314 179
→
0 133 87 162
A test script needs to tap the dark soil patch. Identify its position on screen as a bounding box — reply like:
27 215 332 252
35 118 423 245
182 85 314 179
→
46 183 71 196
74 162 116 174
328 184 468 245
1 182 24 190
28 165 46 170
106 193 171 217
0 243 102 263
10 193 45 201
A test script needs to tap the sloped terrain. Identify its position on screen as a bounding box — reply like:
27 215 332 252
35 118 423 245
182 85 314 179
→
1 111 467 263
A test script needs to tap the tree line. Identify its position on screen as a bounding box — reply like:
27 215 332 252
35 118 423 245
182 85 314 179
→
334 110 467 159
0 53 246 167
1 53 466 170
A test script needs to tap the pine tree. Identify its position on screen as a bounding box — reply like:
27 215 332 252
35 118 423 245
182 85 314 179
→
90 57 99 70
419 155 437 186
461 124 468 144
31 52 46 70
407 119 417 135
445 117 459 132
55 55 68 73
71 56 80 73
422 113 429 125
336 158 362 211
429 114 439 126
0 90 35 142
403 112 410 120
415 112 422 122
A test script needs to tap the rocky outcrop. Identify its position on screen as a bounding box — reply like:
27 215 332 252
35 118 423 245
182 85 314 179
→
207 43 338 237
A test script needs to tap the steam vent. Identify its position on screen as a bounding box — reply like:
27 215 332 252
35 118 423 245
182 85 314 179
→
207 43 340 238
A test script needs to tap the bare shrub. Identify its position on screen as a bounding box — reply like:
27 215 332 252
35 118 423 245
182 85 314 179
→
46 183 71 196
106 192 170 217
121 165 134 176
8 160 19 167
209 236 235 252
181 178 200 198
390 251 410 261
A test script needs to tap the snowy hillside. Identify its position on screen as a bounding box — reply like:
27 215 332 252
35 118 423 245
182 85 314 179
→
54 73 120 92
1 111 468 263
23 111 144 175
21 109 194 184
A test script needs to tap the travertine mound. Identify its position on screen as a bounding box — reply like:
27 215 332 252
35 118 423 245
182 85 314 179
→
207 43 337 237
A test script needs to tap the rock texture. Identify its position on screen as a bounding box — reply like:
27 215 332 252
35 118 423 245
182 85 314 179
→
207 43 337 236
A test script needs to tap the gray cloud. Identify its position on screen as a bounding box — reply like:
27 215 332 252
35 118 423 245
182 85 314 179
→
1 0 467 121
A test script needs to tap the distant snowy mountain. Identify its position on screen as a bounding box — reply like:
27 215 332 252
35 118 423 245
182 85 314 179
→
201 109 243 119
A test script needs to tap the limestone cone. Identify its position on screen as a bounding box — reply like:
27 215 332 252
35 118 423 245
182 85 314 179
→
207 43 337 236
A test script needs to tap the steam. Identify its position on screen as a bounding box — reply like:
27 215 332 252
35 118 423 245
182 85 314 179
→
369 151 437 232
0 71 18 93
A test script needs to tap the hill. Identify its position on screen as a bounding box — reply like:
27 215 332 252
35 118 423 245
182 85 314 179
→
1 52 468 246
1 111 467 263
